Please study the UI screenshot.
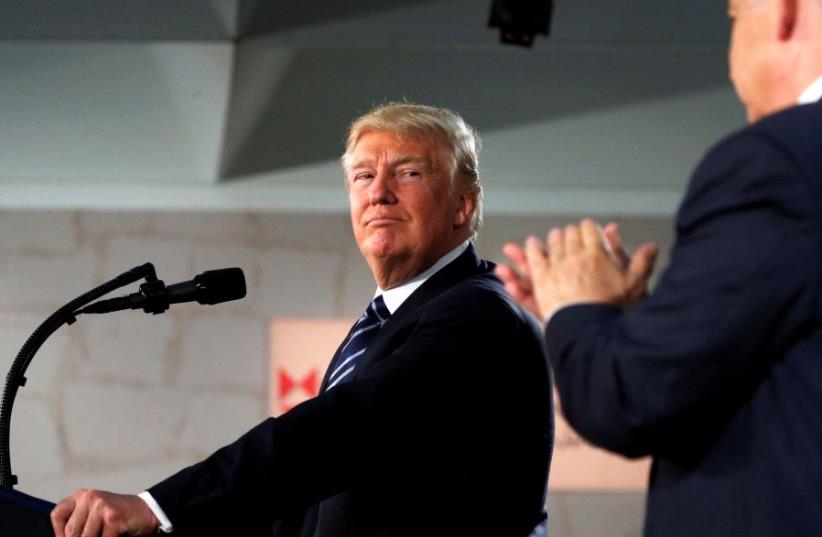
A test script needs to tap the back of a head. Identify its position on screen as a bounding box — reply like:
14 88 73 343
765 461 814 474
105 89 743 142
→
730 0 822 121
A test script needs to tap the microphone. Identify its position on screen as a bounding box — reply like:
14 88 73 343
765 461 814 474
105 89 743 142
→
77 268 246 315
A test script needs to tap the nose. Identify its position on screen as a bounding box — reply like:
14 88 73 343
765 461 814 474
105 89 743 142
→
367 171 397 205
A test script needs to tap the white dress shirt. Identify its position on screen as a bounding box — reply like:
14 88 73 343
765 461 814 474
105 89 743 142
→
377 239 470 314
140 239 472 533
798 75 822 104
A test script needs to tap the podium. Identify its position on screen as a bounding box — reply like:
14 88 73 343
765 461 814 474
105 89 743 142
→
0 486 54 536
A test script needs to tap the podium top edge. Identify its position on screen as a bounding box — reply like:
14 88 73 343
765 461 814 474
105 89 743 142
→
0 486 55 515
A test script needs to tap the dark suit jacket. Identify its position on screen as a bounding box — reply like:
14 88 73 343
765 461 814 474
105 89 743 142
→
546 102 822 536
149 245 553 537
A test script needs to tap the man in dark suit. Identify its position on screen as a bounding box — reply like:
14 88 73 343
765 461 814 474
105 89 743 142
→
496 0 822 535
51 104 553 537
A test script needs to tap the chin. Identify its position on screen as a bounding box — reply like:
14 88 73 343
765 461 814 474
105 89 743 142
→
363 234 398 259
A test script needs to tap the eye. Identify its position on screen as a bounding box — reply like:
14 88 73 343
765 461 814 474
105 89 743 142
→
352 171 375 182
398 168 423 180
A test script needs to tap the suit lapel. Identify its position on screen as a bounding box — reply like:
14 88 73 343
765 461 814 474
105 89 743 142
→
348 244 490 382
393 244 487 319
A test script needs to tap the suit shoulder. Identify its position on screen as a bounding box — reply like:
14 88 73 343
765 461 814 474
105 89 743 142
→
753 100 822 137
683 107 820 222
428 269 540 331
751 102 822 178
700 103 821 161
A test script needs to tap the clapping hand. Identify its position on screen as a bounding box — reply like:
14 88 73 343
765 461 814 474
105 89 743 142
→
495 220 658 321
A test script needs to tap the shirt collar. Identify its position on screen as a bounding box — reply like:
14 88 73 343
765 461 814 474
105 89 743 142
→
798 75 822 104
375 240 471 314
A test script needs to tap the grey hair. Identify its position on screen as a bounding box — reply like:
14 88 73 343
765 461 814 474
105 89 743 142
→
341 102 484 239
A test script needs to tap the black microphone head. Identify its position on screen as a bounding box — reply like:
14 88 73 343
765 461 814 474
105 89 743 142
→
193 268 246 305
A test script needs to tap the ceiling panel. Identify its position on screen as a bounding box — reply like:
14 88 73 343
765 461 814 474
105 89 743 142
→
0 0 728 45
0 0 236 40
220 42 730 179
0 0 740 215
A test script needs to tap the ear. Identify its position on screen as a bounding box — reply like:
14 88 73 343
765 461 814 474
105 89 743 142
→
453 191 477 229
778 0 799 40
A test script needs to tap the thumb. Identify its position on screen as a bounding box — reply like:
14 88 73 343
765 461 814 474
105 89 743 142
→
602 221 630 268
626 242 658 291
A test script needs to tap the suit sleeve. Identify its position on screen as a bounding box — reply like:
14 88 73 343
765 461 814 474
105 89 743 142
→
547 130 819 458
147 285 549 533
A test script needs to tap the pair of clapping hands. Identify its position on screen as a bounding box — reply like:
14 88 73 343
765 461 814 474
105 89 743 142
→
495 219 659 323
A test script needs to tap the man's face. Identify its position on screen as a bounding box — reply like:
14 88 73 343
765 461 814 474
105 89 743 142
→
347 130 473 288
728 0 775 122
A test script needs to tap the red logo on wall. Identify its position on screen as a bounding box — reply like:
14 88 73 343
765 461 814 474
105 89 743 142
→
279 369 319 398
270 319 352 417
275 368 321 413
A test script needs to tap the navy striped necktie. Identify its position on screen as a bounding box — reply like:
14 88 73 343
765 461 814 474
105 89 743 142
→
326 295 391 391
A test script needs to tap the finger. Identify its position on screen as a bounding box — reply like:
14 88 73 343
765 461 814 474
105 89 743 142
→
51 497 76 537
81 508 103 537
501 241 530 276
602 221 630 267
494 264 532 301
493 263 516 286
498 275 536 314
547 227 564 259
102 524 120 537
602 221 620 247
64 495 90 537
524 235 550 274
564 224 582 254
627 242 659 290
579 219 604 252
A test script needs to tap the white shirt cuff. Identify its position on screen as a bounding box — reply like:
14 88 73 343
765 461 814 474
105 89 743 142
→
138 491 174 533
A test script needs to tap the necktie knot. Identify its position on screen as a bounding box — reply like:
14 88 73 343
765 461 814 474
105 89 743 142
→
326 295 390 390
366 294 390 323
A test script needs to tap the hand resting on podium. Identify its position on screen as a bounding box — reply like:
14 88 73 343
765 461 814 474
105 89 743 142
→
51 489 159 537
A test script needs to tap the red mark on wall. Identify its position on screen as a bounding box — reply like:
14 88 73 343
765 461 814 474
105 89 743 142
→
276 369 320 412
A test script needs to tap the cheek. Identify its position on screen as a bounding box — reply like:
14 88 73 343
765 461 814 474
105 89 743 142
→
349 194 366 227
729 27 741 71
729 35 749 94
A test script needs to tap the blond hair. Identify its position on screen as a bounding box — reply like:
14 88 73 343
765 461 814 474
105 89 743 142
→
341 102 483 238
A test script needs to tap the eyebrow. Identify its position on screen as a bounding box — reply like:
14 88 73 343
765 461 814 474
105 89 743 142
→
349 154 431 171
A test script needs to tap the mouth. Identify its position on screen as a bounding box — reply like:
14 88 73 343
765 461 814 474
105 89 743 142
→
366 216 403 226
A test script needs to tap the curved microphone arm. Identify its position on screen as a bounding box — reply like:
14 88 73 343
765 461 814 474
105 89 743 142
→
0 263 157 488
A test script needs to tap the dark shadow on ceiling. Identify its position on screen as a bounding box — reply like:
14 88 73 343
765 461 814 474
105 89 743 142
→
237 0 449 37
219 46 731 180
235 0 730 47
0 0 232 40
0 0 729 43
